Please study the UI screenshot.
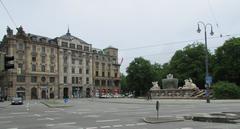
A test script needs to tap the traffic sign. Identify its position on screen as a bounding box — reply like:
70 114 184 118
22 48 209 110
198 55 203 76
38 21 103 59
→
205 76 212 85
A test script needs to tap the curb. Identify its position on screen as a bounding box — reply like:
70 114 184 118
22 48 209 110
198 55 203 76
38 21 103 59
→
40 102 73 108
191 113 240 124
143 116 184 124
0 103 10 108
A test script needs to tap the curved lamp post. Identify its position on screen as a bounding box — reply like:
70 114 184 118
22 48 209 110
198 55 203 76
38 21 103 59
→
197 21 214 103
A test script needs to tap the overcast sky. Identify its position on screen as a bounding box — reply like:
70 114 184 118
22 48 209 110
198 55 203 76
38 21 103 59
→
1 0 240 74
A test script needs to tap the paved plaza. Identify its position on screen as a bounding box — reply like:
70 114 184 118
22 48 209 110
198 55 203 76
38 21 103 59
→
0 98 240 129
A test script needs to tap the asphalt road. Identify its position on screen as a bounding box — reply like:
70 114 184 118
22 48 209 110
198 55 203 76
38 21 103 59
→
0 98 240 129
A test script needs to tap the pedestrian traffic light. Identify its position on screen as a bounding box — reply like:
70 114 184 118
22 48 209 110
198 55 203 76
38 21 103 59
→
4 55 14 70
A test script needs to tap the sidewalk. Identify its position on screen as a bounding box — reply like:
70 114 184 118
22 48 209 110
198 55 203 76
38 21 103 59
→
0 101 10 108
41 99 73 108
89 98 240 105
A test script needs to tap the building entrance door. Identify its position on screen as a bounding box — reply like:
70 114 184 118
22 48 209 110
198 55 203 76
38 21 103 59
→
86 88 91 98
63 87 69 98
31 87 38 99
41 90 47 99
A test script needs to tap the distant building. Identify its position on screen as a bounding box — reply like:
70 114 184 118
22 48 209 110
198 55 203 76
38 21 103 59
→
0 26 121 99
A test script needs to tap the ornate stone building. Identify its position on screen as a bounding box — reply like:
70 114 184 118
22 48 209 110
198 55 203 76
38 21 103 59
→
0 26 59 100
92 47 121 96
0 26 121 99
57 29 93 98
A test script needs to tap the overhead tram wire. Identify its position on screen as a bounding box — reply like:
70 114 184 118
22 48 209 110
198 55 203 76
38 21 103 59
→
123 45 220 60
207 0 223 37
0 0 17 28
119 33 240 51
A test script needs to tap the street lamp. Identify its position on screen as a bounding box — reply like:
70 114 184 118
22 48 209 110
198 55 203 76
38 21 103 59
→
197 21 214 103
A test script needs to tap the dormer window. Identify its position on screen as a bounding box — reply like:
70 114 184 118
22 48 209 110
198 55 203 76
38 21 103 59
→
62 42 68 47
40 38 46 43
77 45 82 50
70 43 75 49
31 36 37 41
84 46 89 51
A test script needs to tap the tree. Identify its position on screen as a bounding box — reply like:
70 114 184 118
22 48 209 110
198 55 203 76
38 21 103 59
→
126 57 155 96
120 73 128 93
213 37 240 85
168 43 211 88
212 81 240 99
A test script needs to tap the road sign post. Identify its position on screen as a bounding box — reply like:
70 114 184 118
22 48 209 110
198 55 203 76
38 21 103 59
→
156 101 159 119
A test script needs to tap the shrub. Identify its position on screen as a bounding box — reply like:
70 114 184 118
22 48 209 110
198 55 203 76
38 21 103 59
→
212 81 240 99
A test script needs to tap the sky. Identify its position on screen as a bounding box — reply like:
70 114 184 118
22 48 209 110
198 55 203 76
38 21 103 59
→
1 0 240 74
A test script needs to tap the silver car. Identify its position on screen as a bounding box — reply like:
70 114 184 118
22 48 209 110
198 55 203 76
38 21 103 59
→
11 97 23 105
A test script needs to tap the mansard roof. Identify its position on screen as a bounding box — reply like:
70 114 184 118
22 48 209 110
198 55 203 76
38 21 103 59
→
58 29 90 45
28 33 58 46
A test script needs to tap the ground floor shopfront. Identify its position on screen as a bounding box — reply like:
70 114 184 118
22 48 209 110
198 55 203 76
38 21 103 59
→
94 87 121 97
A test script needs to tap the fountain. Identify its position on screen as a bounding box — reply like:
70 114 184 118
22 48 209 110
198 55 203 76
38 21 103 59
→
150 74 200 99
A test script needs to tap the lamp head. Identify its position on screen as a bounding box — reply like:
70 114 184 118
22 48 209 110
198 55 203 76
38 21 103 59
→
210 26 214 36
197 24 201 33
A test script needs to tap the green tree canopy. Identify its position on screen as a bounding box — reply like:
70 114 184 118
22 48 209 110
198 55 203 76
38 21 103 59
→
120 73 128 93
168 43 210 88
213 37 240 85
126 57 155 96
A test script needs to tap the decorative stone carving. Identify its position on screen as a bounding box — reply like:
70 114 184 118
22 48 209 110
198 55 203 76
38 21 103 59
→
150 81 160 91
16 26 26 36
167 74 173 79
178 78 199 90
6 26 13 36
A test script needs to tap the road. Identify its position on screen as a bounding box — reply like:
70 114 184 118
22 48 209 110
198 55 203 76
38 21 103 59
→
0 98 240 129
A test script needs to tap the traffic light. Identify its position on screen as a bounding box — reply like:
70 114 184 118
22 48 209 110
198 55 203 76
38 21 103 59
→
0 53 4 72
4 55 14 70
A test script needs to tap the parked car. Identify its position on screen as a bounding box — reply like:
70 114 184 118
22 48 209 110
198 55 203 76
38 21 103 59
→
100 94 107 98
106 94 113 98
11 97 23 105
128 94 134 98
0 97 4 102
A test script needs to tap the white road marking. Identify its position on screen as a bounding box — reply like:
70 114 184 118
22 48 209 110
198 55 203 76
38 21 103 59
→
84 115 100 118
96 119 120 123
46 124 54 127
0 121 12 124
136 122 147 126
134 111 150 114
54 108 65 111
0 116 14 119
181 128 193 129
33 114 41 117
77 109 91 111
7 128 18 129
59 122 76 125
37 117 55 121
103 110 118 113
45 110 58 113
113 125 123 128
125 123 135 126
46 122 76 127
10 112 28 115
86 127 98 129
100 126 111 128
77 111 90 115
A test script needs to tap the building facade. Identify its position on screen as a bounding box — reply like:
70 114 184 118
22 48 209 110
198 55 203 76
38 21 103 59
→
0 26 120 99
92 47 121 97
57 30 93 98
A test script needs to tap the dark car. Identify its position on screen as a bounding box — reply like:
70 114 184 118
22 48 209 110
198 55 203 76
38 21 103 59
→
0 97 4 102
11 97 23 105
